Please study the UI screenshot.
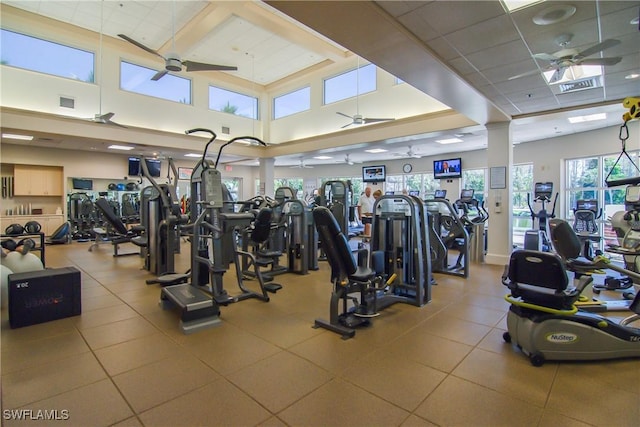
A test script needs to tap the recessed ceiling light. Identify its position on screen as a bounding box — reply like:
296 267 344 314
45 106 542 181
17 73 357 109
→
436 138 463 144
502 0 543 12
2 133 34 140
625 73 640 80
365 148 387 153
108 144 135 151
313 155 332 160
568 113 606 124
184 153 201 157
532 4 576 25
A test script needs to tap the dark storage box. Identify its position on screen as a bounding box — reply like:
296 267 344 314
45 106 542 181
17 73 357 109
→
8 267 81 328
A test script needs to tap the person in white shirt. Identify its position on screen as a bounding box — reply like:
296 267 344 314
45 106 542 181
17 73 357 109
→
358 186 375 236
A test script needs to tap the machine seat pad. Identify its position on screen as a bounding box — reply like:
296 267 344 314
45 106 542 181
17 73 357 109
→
258 249 282 258
131 236 148 247
349 265 376 282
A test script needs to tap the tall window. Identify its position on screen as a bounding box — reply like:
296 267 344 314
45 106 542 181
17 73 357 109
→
223 178 241 201
324 63 376 104
209 86 258 119
1 29 94 82
382 173 439 197
512 163 533 248
565 152 640 249
120 61 191 104
273 87 310 119
274 178 303 198
462 168 487 203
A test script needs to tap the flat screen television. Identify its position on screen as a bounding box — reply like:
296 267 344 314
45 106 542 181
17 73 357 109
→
72 178 93 190
408 190 419 197
434 189 447 199
433 157 462 179
128 157 161 178
362 165 386 183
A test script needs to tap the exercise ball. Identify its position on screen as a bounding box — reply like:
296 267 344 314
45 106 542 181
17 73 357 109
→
1 251 44 274
1 264 13 309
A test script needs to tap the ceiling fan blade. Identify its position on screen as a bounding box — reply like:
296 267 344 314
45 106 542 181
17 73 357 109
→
183 60 238 72
578 57 622 66
577 39 620 58
336 112 353 119
97 112 114 121
508 68 543 80
118 34 165 60
341 122 353 128
151 69 168 81
548 67 566 84
533 53 558 61
105 119 128 129
363 118 394 124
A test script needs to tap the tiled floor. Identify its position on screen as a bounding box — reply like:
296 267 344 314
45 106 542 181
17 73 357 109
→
1 240 639 427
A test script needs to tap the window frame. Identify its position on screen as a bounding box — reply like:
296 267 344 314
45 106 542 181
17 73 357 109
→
273 86 311 120
323 63 376 105
120 60 192 104
209 85 258 119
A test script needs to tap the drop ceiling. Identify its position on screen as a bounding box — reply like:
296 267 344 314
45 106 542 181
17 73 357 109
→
1 0 639 167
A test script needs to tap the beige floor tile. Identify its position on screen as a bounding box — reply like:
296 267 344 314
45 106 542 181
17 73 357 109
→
278 378 409 426
110 416 144 427
258 416 289 427
340 349 447 411
74 303 140 330
79 316 158 349
81 293 123 312
186 324 281 375
80 285 112 298
227 350 332 413
415 376 543 427
4 379 133 427
476 326 518 356
1 316 77 346
113 354 220 413
538 411 594 427
387 328 473 373
1 331 90 374
2 352 107 408
452 347 558 406
547 364 640 426
139 379 271 426
94 333 184 376
438 302 506 326
417 311 493 346
400 414 439 427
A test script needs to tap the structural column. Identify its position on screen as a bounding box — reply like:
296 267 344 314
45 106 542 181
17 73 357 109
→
485 121 513 266
259 158 275 196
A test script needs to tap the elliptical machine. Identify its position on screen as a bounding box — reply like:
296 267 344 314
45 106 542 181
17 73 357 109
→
524 182 558 252
572 199 602 260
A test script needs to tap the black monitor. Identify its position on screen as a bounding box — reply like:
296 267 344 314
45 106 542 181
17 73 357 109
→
385 191 395 195
72 178 93 190
460 189 474 200
576 199 598 213
434 189 447 198
534 182 553 199
129 157 161 178
408 190 419 197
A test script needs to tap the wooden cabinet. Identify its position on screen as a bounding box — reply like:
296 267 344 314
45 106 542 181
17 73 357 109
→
0 215 65 237
13 165 63 196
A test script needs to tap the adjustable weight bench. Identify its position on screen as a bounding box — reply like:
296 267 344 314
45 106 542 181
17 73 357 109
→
91 198 146 256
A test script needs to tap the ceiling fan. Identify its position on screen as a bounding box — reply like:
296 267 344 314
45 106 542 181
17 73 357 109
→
118 2 237 81
393 146 422 159
509 35 621 83
290 158 314 169
337 57 394 128
344 154 362 165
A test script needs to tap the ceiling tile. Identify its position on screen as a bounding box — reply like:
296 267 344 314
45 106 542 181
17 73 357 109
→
426 36 461 61
397 12 439 42
462 39 532 72
376 1 430 18
443 15 520 56
481 58 541 83
413 1 505 35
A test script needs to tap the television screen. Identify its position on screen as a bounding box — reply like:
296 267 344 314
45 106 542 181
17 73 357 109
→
385 191 395 195
434 189 447 199
146 159 161 178
129 157 161 178
534 182 553 199
408 190 419 197
362 165 386 183
576 199 598 213
128 157 140 176
433 158 462 179
72 178 93 190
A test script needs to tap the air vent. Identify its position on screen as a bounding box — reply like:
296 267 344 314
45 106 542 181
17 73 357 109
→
558 77 601 93
221 126 230 135
59 96 75 109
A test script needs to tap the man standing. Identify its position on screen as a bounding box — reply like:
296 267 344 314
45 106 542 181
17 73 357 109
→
358 186 375 237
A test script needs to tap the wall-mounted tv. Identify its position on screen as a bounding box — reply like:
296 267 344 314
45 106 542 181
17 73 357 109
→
433 157 462 179
72 178 93 190
362 165 386 183
128 157 161 178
